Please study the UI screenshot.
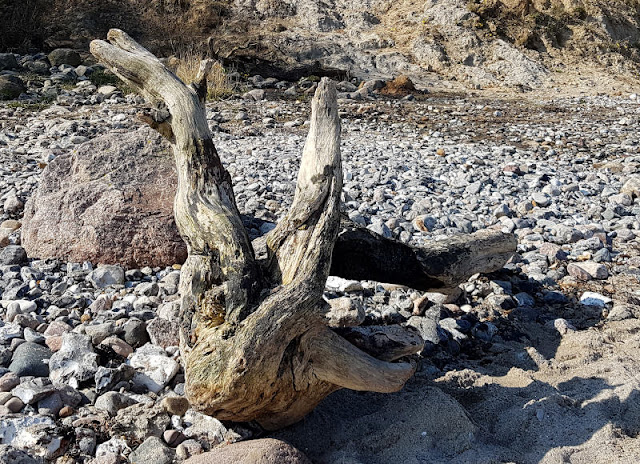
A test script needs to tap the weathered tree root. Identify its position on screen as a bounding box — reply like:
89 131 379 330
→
91 29 516 430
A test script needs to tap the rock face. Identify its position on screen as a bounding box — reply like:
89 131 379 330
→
184 439 312 464
7 0 640 90
22 127 187 268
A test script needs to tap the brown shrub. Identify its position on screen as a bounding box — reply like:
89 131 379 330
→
169 49 237 100
380 75 416 96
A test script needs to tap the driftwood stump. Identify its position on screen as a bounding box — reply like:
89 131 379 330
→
91 30 516 430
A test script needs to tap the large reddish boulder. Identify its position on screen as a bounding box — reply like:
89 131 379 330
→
22 127 187 268
184 439 312 464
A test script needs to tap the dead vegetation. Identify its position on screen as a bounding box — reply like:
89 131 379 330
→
466 0 640 62
169 48 237 100
0 0 233 52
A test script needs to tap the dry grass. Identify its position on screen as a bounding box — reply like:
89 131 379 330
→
172 49 237 100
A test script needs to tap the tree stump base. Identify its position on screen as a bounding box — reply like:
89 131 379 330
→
91 29 516 430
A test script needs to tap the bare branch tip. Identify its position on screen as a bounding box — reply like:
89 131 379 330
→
107 29 124 41
88 40 103 55
316 78 336 97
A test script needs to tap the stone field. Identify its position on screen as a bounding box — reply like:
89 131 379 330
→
2 53 640 463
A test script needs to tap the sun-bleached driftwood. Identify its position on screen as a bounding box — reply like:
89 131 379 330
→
90 29 516 430
332 224 517 293
334 325 425 362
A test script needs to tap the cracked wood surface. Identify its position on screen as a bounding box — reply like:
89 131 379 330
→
91 29 515 429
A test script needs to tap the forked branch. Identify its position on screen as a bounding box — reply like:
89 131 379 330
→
91 30 419 430
91 30 515 430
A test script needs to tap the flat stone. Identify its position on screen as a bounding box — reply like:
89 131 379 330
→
97 85 118 96
567 262 608 281
538 242 567 261
367 221 392 238
48 48 82 66
146 317 180 348
325 297 365 328
45 336 63 352
89 294 113 313
43 321 72 338
183 438 312 464
0 373 19 392
0 220 21 232
578 261 608 279
325 276 363 293
109 403 171 443
129 344 180 393
0 246 27 265
95 391 137 417
8 342 51 377
129 436 175 464
84 322 116 345
407 312 440 346
11 378 56 405
580 292 613 307
135 282 159 297
242 89 265 101
532 192 551 207
99 336 133 358
49 333 98 388
37 392 63 416
87 266 125 288
57 385 82 408
183 410 227 445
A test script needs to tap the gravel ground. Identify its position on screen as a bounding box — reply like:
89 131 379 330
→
2 58 640 463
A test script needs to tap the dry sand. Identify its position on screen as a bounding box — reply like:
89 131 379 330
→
274 311 640 463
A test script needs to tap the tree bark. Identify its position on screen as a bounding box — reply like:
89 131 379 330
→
90 29 516 430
